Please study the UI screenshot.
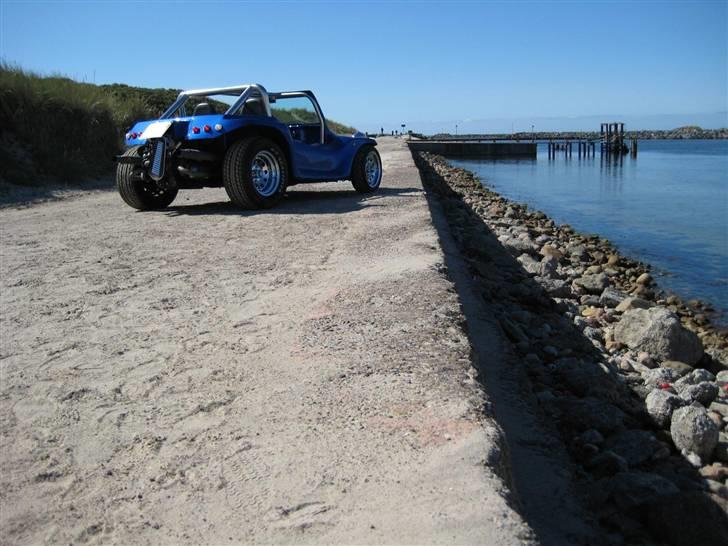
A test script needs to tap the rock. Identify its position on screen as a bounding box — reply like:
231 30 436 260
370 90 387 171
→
614 307 704 365
500 318 528 344
553 397 625 433
551 358 611 397
501 236 538 256
670 404 719 459
642 367 681 389
539 244 564 260
583 327 603 345
606 254 620 267
538 255 560 279
615 297 653 312
675 368 716 390
636 272 653 285
607 471 679 510
605 430 662 466
679 382 719 406
716 370 728 385
516 253 541 275
707 411 723 430
577 429 604 446
714 439 728 463
535 276 572 298
710 400 728 418
645 492 728 546
585 264 602 275
636 351 657 368
567 244 589 262
684 450 703 467
646 389 685 428
599 286 627 308
586 450 628 477
699 463 728 482
660 360 693 377
573 273 609 295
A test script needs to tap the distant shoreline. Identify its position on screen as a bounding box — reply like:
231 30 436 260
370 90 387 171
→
427 126 728 141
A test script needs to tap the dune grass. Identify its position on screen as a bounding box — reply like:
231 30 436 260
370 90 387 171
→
0 64 357 185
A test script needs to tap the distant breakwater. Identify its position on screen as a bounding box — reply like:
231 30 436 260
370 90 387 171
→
430 127 728 141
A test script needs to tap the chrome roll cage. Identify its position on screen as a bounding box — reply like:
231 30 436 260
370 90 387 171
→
161 84 327 144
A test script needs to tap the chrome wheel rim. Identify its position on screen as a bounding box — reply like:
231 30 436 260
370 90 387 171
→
250 150 281 197
364 150 381 188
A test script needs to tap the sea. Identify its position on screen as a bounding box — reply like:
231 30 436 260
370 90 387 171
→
450 140 728 321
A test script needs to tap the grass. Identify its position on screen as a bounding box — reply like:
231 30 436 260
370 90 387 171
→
0 64 358 185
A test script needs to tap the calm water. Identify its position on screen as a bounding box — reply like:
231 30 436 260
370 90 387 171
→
451 140 728 319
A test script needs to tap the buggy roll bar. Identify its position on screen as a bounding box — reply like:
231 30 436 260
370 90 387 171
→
160 84 327 144
160 84 272 119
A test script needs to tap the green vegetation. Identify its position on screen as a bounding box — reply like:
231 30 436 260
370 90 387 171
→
0 64 357 185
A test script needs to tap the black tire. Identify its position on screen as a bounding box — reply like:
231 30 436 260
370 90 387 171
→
223 137 288 209
116 146 178 210
350 145 382 193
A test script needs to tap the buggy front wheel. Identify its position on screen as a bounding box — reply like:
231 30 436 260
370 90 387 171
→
116 146 178 210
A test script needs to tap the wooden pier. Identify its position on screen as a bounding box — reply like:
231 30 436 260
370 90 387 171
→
547 140 597 159
547 122 638 160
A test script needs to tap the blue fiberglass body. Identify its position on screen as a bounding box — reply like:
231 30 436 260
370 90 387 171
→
125 112 374 182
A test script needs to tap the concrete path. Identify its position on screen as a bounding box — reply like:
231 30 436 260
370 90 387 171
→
0 138 533 544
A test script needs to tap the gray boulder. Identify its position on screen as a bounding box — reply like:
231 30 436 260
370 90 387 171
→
615 297 653 312
538 255 560 279
642 367 681 389
613 307 704 365
645 491 728 546
646 389 685 428
599 286 627 308
679 381 719 406
553 397 625 433
670 403 719 459
675 368 715 390
605 429 662 466
607 471 679 510
535 276 572 298
517 253 541 275
573 273 609 295
660 360 693 377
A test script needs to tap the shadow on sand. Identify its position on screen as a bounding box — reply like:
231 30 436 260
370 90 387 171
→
162 186 423 217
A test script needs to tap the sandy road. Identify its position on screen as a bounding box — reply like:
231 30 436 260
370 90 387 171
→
0 138 533 544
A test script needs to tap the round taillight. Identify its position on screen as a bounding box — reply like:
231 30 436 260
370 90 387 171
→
203 125 211 133
131 132 137 139
214 124 223 132
192 127 200 134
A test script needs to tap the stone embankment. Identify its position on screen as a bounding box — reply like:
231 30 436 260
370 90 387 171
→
413 151 728 545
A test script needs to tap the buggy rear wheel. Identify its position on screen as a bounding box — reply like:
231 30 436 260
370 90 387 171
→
116 146 178 210
350 145 382 193
223 137 288 209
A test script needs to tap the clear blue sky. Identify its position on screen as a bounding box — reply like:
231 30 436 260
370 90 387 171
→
1 0 726 133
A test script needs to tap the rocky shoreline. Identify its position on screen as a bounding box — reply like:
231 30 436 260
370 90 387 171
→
413 151 728 544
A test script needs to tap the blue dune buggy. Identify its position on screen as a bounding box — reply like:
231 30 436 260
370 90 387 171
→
115 84 382 210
